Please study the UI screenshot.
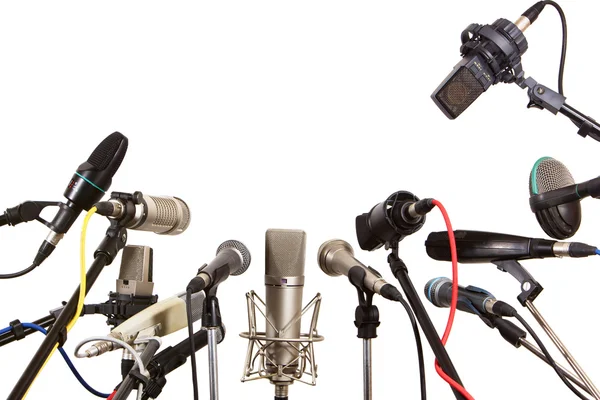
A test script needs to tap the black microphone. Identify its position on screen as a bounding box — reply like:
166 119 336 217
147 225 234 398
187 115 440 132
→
529 157 600 239
425 230 598 263
356 191 434 251
424 277 516 317
187 240 252 293
33 132 128 266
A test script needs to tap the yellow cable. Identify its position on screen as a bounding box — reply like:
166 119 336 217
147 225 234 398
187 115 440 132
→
23 206 97 398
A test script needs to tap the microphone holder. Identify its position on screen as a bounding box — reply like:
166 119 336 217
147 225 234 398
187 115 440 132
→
240 291 324 399
348 268 380 400
517 76 600 142
387 245 467 400
493 258 600 398
8 203 138 399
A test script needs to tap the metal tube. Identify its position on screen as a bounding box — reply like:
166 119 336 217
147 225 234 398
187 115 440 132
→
208 328 220 400
113 339 162 400
363 339 372 400
519 338 592 396
525 300 600 399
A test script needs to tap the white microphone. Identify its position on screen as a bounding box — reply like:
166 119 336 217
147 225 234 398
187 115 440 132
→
265 229 306 399
82 290 205 357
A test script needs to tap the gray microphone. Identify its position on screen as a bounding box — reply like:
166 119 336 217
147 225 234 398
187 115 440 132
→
99 192 191 235
317 239 403 301
116 245 154 297
265 229 306 399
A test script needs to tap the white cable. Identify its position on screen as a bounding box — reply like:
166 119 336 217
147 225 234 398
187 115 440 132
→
73 336 148 376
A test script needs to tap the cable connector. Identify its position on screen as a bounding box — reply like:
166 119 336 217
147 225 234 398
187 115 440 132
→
491 300 518 318
379 283 404 302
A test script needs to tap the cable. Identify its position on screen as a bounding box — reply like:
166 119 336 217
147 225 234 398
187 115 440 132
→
595 249 600 256
74 336 148 376
514 313 589 400
67 206 97 332
0 263 38 280
542 1 568 95
186 288 200 400
398 297 427 400
430 199 475 400
0 213 8 227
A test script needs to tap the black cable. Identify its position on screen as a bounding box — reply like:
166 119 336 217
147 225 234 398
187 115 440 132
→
543 0 567 95
514 313 589 400
186 288 199 400
0 263 38 280
398 297 427 400
0 213 8 227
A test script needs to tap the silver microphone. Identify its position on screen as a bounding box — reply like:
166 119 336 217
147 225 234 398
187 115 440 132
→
265 229 306 395
102 192 191 235
318 239 403 301
116 245 154 297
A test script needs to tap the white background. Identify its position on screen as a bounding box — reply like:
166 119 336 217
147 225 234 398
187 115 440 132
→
0 1 598 399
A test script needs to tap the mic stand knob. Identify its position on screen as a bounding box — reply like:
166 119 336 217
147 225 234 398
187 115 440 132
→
348 267 380 400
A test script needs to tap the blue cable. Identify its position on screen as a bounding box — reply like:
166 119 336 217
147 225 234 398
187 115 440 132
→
596 249 600 256
4 323 110 398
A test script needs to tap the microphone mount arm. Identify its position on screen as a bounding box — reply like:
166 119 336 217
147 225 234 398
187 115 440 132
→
348 267 380 400
517 76 600 142
491 259 543 305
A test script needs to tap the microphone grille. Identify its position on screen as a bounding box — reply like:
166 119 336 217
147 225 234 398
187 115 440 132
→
530 157 575 195
87 131 128 174
317 239 352 277
178 290 206 323
424 277 451 307
217 240 251 276
119 245 153 282
433 66 485 119
148 195 191 235
265 229 306 278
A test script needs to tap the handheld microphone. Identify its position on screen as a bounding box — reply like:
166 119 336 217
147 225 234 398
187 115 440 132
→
96 191 191 236
186 240 251 293
424 277 516 317
317 239 403 301
264 229 306 398
425 230 598 263
33 132 128 267
356 191 434 251
82 290 205 358
529 157 600 239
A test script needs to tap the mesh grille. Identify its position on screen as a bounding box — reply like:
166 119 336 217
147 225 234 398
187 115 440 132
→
150 196 179 227
530 157 574 195
87 132 128 174
119 246 147 281
217 240 251 275
435 67 484 119
265 229 306 277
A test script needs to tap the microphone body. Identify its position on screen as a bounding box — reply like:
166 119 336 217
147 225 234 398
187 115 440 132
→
83 290 205 357
116 245 154 297
425 277 496 315
264 229 306 384
187 240 251 293
317 239 403 301
425 230 598 263
34 132 128 266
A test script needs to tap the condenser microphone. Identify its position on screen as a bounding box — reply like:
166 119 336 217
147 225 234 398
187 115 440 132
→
529 157 600 239
96 191 191 236
82 290 205 357
187 240 251 293
317 239 403 301
265 229 306 399
33 132 128 267
116 245 154 297
425 277 516 318
425 230 598 263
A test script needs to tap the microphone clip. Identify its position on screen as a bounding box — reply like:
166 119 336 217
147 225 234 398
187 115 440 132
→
348 267 381 340
492 259 543 306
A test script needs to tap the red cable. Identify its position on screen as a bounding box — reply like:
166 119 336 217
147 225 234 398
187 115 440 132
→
107 390 116 400
431 199 475 400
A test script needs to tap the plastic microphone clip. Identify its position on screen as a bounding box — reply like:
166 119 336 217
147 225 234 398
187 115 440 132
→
2 201 63 228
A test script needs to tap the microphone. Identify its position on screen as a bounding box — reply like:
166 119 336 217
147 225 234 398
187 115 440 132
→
96 191 191 236
116 245 154 297
529 157 600 239
424 277 516 317
317 239 403 301
82 290 205 357
425 230 598 263
356 191 434 251
186 240 251 293
33 132 128 266
264 229 306 398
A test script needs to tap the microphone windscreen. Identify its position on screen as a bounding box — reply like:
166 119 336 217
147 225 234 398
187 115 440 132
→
265 229 306 278
87 131 128 175
117 245 154 296
217 240 251 276
530 157 575 195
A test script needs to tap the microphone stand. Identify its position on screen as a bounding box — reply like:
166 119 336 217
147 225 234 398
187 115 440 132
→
348 268 380 400
492 259 600 399
387 245 467 400
112 338 162 400
203 286 224 400
8 219 129 399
